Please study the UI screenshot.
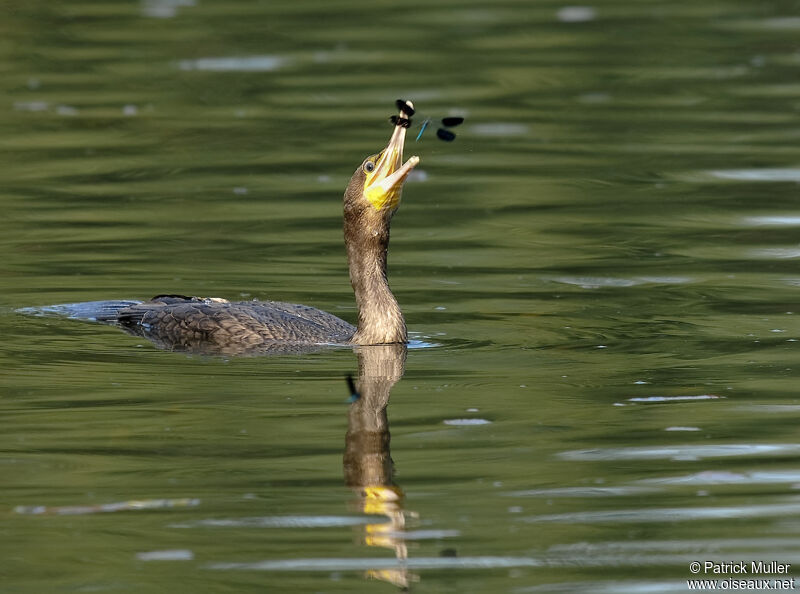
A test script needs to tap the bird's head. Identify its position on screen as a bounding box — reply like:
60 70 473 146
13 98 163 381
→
344 101 419 222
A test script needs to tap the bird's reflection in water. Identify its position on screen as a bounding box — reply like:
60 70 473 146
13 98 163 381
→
344 343 418 589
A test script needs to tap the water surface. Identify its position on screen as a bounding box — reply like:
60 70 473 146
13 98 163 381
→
3 1 800 592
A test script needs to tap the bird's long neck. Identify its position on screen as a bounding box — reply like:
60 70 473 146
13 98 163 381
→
345 221 406 345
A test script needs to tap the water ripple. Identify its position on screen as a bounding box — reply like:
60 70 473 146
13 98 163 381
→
443 418 492 426
170 515 381 529
639 470 800 485
206 556 542 571
549 537 800 553
516 580 693 593
550 276 691 289
136 549 194 561
742 215 800 226
627 395 721 403
470 123 529 137
525 500 800 523
749 247 800 259
15 497 199 515
506 486 658 498
741 405 800 413
177 55 288 72
558 444 800 461
710 168 800 182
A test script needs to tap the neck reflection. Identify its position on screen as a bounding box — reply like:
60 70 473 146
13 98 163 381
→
343 343 416 589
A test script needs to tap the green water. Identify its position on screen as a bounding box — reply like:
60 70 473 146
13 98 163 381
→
3 1 800 592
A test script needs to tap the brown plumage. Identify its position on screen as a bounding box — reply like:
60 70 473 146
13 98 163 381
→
41 107 421 355
115 294 357 354
344 157 407 346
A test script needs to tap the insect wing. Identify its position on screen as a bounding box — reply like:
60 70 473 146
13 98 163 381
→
440 116 464 128
396 99 415 117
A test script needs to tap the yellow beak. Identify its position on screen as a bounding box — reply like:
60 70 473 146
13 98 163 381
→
364 106 420 212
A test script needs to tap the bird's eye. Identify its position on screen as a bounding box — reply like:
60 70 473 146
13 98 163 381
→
364 161 375 173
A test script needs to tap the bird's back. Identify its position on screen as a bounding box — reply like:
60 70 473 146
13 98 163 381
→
116 295 356 354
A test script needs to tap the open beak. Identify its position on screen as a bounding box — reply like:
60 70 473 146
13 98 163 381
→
364 101 420 212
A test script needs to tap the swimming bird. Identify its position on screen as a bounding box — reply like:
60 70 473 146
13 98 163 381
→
32 101 420 354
